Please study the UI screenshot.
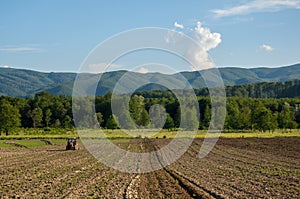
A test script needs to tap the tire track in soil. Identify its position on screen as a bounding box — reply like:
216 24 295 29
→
173 141 267 198
171 139 299 198
123 174 140 199
145 138 221 199
123 141 143 199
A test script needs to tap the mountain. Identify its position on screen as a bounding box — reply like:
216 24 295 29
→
0 63 300 97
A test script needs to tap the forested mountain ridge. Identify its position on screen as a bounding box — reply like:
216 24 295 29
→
0 68 76 97
0 63 300 97
136 80 300 99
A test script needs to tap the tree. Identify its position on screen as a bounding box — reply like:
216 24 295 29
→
96 112 104 126
140 109 150 127
129 95 150 127
53 119 61 128
106 115 118 129
278 103 298 130
28 107 43 128
63 115 73 128
44 109 52 127
163 114 175 130
252 104 278 132
72 97 97 128
149 104 166 128
225 99 251 130
181 107 199 131
226 100 240 130
239 106 251 130
118 107 136 129
0 99 21 135
200 103 211 130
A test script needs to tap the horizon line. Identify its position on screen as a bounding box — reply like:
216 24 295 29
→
0 62 299 74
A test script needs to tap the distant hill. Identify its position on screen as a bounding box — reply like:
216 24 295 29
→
0 63 300 97
135 79 300 98
0 68 76 97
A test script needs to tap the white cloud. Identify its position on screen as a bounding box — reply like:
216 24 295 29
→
136 67 149 74
174 21 184 29
186 21 222 70
194 21 222 51
166 21 221 70
260 44 274 52
0 46 43 53
212 0 300 18
0 65 11 68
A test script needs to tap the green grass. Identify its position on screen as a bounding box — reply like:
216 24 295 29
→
77 129 300 139
151 129 300 139
15 139 46 148
1 128 299 142
0 130 299 149
0 139 45 148
0 139 69 148
0 134 78 140
0 128 78 140
0 140 15 148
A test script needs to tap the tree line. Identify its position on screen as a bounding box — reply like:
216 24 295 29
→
0 91 300 135
136 79 300 98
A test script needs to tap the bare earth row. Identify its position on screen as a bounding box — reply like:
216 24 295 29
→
0 138 299 198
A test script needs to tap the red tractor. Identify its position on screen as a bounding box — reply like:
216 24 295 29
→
66 138 78 150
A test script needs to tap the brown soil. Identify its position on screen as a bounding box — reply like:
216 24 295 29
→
0 138 299 198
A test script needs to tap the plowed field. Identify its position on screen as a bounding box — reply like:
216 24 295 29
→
0 138 299 198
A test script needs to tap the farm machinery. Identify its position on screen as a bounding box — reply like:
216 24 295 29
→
66 138 78 150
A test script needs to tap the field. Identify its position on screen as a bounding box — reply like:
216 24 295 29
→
0 137 299 198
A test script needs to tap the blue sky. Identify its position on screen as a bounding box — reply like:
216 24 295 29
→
0 0 300 72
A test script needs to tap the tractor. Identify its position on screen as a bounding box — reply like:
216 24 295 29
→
66 138 78 150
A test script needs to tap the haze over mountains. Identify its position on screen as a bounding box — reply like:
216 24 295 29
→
0 63 299 97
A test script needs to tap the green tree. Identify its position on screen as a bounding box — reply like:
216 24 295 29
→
174 106 181 128
253 105 278 132
181 107 199 130
163 113 175 130
44 109 52 127
200 103 211 129
28 107 43 128
278 103 298 130
96 112 104 126
149 104 166 128
53 119 61 128
0 99 21 135
140 109 150 127
73 97 97 128
63 115 73 128
129 95 150 127
106 115 119 129
226 100 240 130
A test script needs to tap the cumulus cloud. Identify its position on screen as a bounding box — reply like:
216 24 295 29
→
186 21 222 70
166 21 221 70
212 0 300 18
260 44 274 52
194 21 222 51
174 21 184 29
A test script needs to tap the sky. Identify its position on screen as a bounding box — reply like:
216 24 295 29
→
0 0 300 72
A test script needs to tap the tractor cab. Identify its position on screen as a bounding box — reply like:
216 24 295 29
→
66 138 78 150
